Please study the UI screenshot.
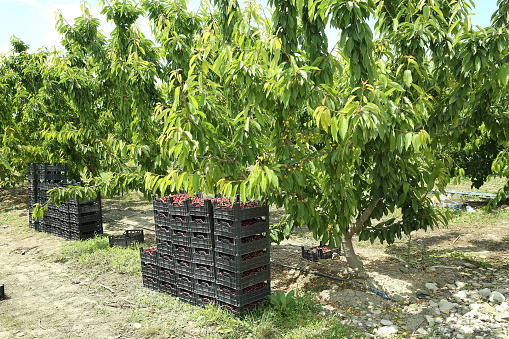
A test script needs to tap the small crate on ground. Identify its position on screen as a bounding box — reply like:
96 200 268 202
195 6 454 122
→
301 245 341 262
109 229 144 248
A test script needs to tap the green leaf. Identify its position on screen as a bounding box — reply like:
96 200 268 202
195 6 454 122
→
423 6 430 21
338 115 348 140
403 70 413 87
192 172 200 194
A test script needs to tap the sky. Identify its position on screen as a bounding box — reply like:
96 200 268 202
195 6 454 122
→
0 0 501 53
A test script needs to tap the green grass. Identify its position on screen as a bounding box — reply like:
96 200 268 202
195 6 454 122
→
448 205 509 225
55 236 142 276
191 294 364 339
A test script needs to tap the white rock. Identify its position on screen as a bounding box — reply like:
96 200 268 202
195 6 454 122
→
459 326 474 335
376 325 398 336
453 291 468 301
478 313 491 322
380 319 393 326
425 283 439 292
479 288 492 298
456 281 466 289
489 291 506 303
470 303 483 310
495 302 508 312
438 299 455 312
133 323 142 329
495 312 509 322
372 309 382 315
463 310 477 318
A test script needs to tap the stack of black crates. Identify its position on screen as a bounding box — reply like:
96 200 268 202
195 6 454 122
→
28 164 103 240
140 195 270 316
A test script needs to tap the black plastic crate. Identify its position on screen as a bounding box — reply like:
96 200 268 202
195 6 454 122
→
160 281 178 297
218 298 266 317
216 281 270 306
68 220 103 233
159 267 177 284
153 194 190 215
152 195 170 214
301 245 341 262
177 273 194 290
178 288 195 305
142 275 159 291
215 249 270 271
186 198 213 217
173 244 192 261
154 212 171 228
69 213 101 224
216 265 270 289
109 230 144 248
195 293 216 307
214 218 269 238
174 259 192 275
155 225 172 242
140 247 158 265
67 196 101 215
54 227 68 238
158 252 175 270
192 247 214 265
172 228 191 246
68 229 102 240
188 216 213 232
214 234 269 255
191 231 213 248
194 278 216 295
141 262 158 277
156 239 172 255
213 203 268 221
170 215 189 229
35 163 67 173
192 262 215 281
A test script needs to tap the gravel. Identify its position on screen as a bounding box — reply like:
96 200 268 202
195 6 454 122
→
318 263 509 338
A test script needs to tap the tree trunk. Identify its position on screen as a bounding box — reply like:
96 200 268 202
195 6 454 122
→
341 199 380 275
342 233 365 273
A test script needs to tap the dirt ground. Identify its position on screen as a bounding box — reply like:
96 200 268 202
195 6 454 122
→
1 187 508 338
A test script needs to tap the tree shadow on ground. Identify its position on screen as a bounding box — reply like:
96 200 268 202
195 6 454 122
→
0 187 29 212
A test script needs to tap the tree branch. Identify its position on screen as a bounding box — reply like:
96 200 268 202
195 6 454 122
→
348 198 381 237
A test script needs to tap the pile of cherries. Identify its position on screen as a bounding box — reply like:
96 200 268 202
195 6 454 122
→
309 245 332 253
195 263 212 272
173 230 188 237
241 234 266 243
141 247 156 255
241 250 265 261
242 282 268 294
175 245 189 253
242 265 267 277
177 259 190 267
195 249 210 256
155 193 189 206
